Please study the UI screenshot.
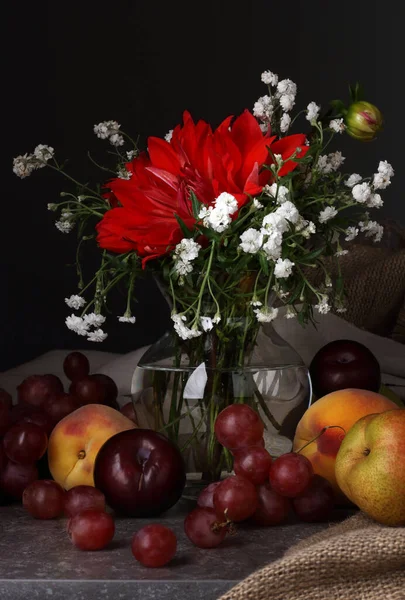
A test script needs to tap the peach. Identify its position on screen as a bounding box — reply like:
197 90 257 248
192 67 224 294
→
48 404 136 490
292 389 399 501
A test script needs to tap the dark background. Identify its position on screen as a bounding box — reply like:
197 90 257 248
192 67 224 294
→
3 1 403 371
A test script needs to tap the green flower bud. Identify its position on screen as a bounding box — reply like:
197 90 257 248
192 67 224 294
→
345 101 383 141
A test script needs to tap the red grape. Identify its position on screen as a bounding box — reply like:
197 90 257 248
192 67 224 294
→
213 475 258 522
233 446 273 485
214 404 264 450
120 401 138 425
69 377 106 405
17 374 63 408
90 374 118 408
184 507 227 548
23 479 65 519
0 402 11 436
10 402 38 425
0 388 12 410
3 422 48 465
67 509 115 550
268 452 314 498
292 474 335 522
196 481 221 509
20 409 54 436
0 444 7 473
132 525 177 568
251 484 291 526
63 351 90 381
0 461 38 499
64 485 106 518
44 392 81 425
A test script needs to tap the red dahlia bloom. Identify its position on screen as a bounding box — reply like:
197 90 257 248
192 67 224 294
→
96 110 308 265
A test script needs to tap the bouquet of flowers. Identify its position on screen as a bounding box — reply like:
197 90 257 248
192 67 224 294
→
13 69 393 479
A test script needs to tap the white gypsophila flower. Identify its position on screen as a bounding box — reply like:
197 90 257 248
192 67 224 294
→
280 113 291 133
277 79 297 96
126 150 137 160
259 123 269 134
303 221 316 239
61 209 73 221
200 206 231 233
329 151 345 171
174 238 201 262
317 152 345 174
306 102 320 123
319 206 338 224
276 200 300 224
274 258 295 279
33 144 54 165
47 203 58 211
329 119 346 134
87 328 108 342
345 226 359 241
250 298 262 307
345 173 362 188
335 249 349 257
272 285 289 299
12 154 36 178
359 220 384 243
109 133 124 147
264 183 289 204
65 295 86 310
165 129 173 143
372 172 391 190
55 220 74 233
171 314 202 340
352 182 372 203
77 195 85 202
213 314 221 324
366 193 383 209
215 192 238 214
117 167 132 180
378 160 394 178
94 120 121 140
336 307 347 314
317 155 333 175
279 94 295 112
314 295 330 315
253 95 274 120
285 306 296 319
118 315 136 323
261 212 289 235
254 307 279 323
65 315 89 336
239 229 263 254
174 260 193 276
200 316 214 332
83 312 106 327
261 70 278 86
262 232 283 261
253 198 263 210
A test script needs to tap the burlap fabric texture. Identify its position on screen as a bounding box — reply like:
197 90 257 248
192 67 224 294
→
218 512 405 600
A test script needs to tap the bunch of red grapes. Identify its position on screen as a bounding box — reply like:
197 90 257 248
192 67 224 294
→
0 351 135 505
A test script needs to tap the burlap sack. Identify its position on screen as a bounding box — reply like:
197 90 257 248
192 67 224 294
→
218 512 405 600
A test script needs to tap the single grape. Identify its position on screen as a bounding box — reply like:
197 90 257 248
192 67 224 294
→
63 352 90 382
44 392 81 425
0 461 38 499
17 374 64 408
184 507 227 549
0 402 11 436
0 389 12 410
213 475 258 522
268 452 314 498
196 481 221 509
214 404 264 450
90 374 119 408
64 485 106 518
67 509 115 551
9 402 38 425
233 446 273 485
132 524 177 568
20 409 54 436
251 484 291 526
3 422 48 465
292 474 335 522
0 444 7 473
69 377 106 405
23 480 65 519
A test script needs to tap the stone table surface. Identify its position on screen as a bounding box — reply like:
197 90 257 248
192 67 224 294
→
0 501 353 600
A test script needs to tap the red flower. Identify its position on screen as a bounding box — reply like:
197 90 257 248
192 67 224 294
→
96 110 308 265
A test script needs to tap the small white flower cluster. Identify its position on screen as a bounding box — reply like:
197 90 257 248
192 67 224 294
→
65 311 108 342
350 161 394 210
314 295 330 315
359 219 384 243
254 306 279 323
319 206 338 224
118 315 136 323
171 314 202 340
329 118 346 134
165 130 173 143
263 183 290 204
55 208 75 234
198 192 238 233
173 238 202 277
117 166 132 180
306 102 320 124
13 145 55 178
317 151 345 174
345 226 359 241
94 121 124 147
254 71 297 133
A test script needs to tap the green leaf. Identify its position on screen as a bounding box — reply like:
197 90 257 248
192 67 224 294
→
329 99 346 116
296 246 325 263
174 214 193 238
189 190 201 219
258 252 269 276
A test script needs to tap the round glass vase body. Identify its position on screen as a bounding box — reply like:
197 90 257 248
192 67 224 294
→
134 321 312 491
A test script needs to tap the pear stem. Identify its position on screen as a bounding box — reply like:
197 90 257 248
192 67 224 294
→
295 425 346 454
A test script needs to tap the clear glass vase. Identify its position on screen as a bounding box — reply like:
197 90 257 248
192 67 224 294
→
133 320 311 494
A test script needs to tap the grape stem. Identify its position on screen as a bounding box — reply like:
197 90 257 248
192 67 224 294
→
295 425 346 454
